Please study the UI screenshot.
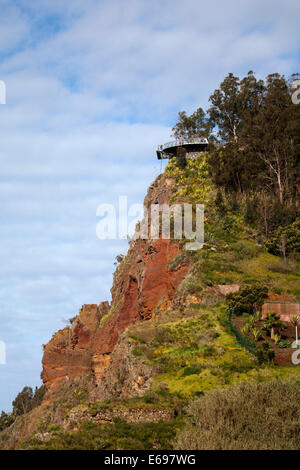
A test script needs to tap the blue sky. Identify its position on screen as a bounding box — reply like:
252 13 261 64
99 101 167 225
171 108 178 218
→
0 0 299 412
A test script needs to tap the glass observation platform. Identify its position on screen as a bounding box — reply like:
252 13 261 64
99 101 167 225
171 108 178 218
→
156 137 208 159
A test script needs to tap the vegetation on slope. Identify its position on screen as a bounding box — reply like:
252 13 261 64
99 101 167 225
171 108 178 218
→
0 385 45 433
176 380 300 450
20 419 180 450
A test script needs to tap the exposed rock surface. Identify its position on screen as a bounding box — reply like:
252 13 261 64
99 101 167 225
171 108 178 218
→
42 175 190 399
42 302 109 391
96 332 153 400
209 284 240 297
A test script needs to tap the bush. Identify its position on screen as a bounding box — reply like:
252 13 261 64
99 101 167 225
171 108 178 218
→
262 312 287 332
244 197 258 225
241 324 250 335
278 339 291 349
272 333 281 345
181 365 202 377
266 348 275 362
251 328 263 341
215 189 226 213
232 241 259 259
266 219 300 257
199 345 216 357
0 384 46 432
227 285 268 315
266 264 293 274
255 346 274 364
12 385 45 417
262 340 272 351
0 411 14 431
22 420 179 450
115 254 124 264
176 380 300 449
176 146 187 169
228 312 257 355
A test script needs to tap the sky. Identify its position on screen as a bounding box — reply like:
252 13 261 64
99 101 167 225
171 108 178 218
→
0 0 299 412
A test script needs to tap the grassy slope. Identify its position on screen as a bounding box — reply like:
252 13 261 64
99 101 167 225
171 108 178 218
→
140 157 300 396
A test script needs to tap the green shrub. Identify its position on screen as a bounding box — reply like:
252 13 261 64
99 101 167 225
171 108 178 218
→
0 412 14 432
227 285 268 315
232 241 259 259
262 312 287 332
266 349 275 362
181 365 202 377
12 385 45 417
132 347 144 357
227 311 257 355
278 339 291 349
266 264 294 274
247 316 256 327
254 311 262 321
272 333 281 345
251 328 263 341
22 420 180 450
256 346 274 364
176 380 300 449
262 340 272 351
48 424 61 433
241 324 250 335
176 146 187 169
199 345 216 357
266 219 300 257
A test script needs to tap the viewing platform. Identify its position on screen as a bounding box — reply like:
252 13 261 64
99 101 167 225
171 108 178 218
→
156 137 208 160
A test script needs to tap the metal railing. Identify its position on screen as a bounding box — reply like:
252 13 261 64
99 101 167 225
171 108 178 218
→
227 310 257 355
156 137 208 152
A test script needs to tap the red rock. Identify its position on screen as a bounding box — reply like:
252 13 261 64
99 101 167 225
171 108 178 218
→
41 177 190 398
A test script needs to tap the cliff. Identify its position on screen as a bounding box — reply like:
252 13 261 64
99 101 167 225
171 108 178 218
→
2 156 299 450
41 174 189 400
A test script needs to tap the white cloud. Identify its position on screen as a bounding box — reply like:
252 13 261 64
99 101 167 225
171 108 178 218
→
0 1 29 54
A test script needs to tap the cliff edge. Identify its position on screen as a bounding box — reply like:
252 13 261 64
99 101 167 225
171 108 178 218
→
42 174 189 400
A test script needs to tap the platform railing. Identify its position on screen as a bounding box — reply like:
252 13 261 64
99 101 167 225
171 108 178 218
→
156 137 208 152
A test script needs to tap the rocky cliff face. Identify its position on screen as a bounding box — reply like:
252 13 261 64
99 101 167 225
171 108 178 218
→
41 175 189 400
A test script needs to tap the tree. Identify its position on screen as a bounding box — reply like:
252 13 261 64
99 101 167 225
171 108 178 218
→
0 411 14 431
227 285 268 315
172 107 212 140
215 189 226 214
239 71 265 124
172 71 299 237
208 73 241 143
114 254 124 266
12 384 45 417
207 72 266 193
12 386 34 416
240 73 299 205
207 71 299 230
262 312 287 339
208 142 247 193
31 385 46 409
176 146 187 169
266 219 300 257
